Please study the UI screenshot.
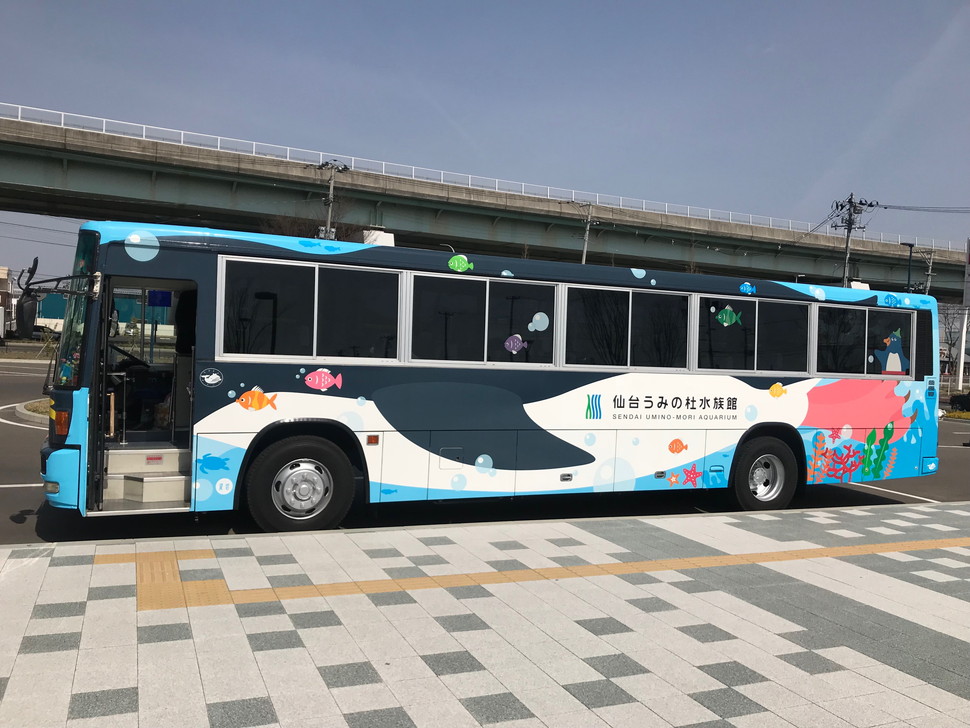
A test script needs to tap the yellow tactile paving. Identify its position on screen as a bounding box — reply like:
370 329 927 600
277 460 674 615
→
128 533 970 611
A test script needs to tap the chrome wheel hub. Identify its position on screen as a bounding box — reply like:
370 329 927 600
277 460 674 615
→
748 454 785 502
271 458 333 519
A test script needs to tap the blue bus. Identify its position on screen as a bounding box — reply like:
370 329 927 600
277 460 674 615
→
30 221 940 531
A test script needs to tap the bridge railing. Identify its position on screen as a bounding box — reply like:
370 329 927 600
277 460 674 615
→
2 102 963 252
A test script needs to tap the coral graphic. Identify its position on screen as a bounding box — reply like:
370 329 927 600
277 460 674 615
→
808 431 828 483
883 448 897 478
825 445 862 483
863 422 894 479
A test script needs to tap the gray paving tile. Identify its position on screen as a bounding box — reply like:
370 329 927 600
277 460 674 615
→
256 553 297 565
207 696 278 728
576 617 634 636
319 660 382 688
421 650 486 676
446 585 493 600
575 520 722 558
690 688 764 718
617 572 658 585
246 630 304 652
213 547 254 558
435 614 490 633
678 623 736 643
179 567 224 581
0 677 7 702
50 554 94 567
68 687 138 719
409 554 447 567
267 573 312 588
8 547 54 559
671 578 718 593
417 536 454 546
551 555 590 567
460 692 534 724
19 632 82 654
345 707 417 728
627 596 676 613
369 590 417 607
583 653 649 678
490 540 526 551
138 623 193 644
364 548 403 559
486 559 526 571
31 601 86 619
87 585 136 600
236 601 286 618
562 679 636 709
682 720 740 727
779 650 844 674
607 551 649 563
697 661 767 687
384 566 426 580
289 610 341 629
549 537 584 547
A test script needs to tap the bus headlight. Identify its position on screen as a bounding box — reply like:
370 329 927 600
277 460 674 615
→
44 480 60 494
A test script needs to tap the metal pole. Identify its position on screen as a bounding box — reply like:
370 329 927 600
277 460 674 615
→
906 244 914 292
581 206 592 265
841 221 853 288
958 307 968 391
325 170 336 240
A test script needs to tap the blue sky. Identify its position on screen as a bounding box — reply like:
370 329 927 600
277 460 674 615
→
1 0 968 276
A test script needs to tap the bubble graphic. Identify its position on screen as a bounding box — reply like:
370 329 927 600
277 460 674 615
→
125 230 160 262
227 390 237 398
299 368 306 373
357 396 367 406
810 286 826 301
710 306 716 313
475 454 493 473
631 268 646 279
841 425 853 440
584 433 596 446
527 312 550 332
500 270 515 277
194 479 214 502
632 437 640 446
338 412 364 430
451 474 468 490
488 469 497 478
650 279 656 286
744 405 758 421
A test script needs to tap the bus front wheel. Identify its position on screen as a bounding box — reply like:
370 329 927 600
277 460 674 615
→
732 436 798 511
246 437 354 531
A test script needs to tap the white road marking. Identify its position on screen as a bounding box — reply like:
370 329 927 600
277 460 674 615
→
0 483 42 489
846 481 940 503
0 403 47 430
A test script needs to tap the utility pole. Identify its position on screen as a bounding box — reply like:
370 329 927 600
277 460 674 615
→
318 160 350 239
580 204 593 265
831 193 877 287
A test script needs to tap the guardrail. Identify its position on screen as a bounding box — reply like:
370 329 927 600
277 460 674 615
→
1 102 963 252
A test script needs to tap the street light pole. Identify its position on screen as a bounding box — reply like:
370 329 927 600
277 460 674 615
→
903 241 915 292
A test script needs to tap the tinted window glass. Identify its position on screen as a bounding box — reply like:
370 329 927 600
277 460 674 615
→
487 282 555 363
317 268 398 358
867 310 912 375
224 261 314 356
566 288 629 366
412 277 486 361
817 307 865 373
630 293 688 368
697 297 756 370
757 302 808 372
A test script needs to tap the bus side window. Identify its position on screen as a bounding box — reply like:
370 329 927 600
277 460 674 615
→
867 309 913 376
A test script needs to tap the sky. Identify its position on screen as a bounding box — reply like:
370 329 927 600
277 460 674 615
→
1 0 968 277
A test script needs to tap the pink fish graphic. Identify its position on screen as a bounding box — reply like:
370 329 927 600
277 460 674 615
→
305 368 342 392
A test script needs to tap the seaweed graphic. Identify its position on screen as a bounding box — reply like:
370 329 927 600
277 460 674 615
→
808 431 828 483
825 445 862 483
883 448 897 478
863 422 894 478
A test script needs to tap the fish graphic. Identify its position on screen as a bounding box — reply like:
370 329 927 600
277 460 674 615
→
196 453 229 475
202 372 223 385
305 368 342 391
668 439 688 454
769 383 787 398
447 254 474 273
504 334 529 354
884 294 900 307
324 245 340 252
739 282 757 295
236 386 277 411
298 240 322 248
381 488 398 495
716 305 742 327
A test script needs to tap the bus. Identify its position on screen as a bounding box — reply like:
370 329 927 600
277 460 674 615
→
28 221 940 531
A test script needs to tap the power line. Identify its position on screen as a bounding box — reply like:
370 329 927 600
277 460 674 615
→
879 204 970 214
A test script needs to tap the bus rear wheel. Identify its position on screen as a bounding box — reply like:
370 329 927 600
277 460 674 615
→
732 436 798 511
246 436 354 532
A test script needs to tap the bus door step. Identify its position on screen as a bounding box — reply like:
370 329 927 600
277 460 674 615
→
105 472 191 503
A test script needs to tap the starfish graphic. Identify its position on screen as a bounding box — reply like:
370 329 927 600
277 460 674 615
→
682 464 702 488
827 427 842 443
667 473 679 487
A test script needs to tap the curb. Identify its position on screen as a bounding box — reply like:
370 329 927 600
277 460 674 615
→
15 401 48 425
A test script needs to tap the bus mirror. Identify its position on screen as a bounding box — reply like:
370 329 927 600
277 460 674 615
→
15 294 38 339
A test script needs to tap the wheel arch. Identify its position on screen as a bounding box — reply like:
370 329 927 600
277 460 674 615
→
234 418 369 510
731 422 807 491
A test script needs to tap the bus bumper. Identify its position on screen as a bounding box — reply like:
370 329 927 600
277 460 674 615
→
41 442 81 509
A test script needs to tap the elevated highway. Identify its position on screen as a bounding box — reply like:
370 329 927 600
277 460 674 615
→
0 111 964 298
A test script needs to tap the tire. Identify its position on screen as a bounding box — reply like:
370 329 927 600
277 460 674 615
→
245 436 355 532
731 436 798 511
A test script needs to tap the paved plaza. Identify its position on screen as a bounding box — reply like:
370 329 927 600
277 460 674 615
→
2 503 970 727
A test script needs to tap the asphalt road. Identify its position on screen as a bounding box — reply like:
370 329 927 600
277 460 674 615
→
0 359 967 545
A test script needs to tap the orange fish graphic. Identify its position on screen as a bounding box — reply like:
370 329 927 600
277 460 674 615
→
236 386 277 411
668 439 688 454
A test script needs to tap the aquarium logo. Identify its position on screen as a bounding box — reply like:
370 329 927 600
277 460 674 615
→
585 394 602 420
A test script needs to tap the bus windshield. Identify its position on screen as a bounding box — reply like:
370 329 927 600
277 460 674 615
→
55 230 98 387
